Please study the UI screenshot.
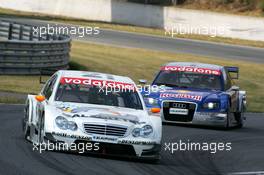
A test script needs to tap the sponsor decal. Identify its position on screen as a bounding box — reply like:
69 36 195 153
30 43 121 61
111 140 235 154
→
160 93 202 101
60 77 135 90
76 113 140 124
52 132 92 140
118 140 156 145
161 66 221 75
56 104 140 124
92 136 118 142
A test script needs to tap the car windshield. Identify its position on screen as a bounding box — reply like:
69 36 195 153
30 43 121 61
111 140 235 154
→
55 83 143 110
153 70 222 90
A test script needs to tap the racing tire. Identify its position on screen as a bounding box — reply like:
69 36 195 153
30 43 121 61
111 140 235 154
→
235 107 244 129
22 105 30 140
236 114 244 129
38 115 45 145
224 106 231 130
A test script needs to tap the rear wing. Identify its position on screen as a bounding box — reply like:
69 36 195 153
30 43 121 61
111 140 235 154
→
225 66 239 79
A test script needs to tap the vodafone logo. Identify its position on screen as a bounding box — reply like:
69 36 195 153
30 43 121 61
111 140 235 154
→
63 78 91 85
60 77 135 90
161 66 221 75
160 93 202 101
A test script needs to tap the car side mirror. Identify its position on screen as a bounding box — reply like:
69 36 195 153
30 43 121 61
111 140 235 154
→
35 95 46 102
139 79 147 84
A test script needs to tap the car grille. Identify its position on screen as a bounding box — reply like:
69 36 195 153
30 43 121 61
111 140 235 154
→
83 123 127 137
163 101 196 122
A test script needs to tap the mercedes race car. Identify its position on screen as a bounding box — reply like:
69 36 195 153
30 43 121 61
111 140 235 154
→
141 62 246 129
23 70 162 161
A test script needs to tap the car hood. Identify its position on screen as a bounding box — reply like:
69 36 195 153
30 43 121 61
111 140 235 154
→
46 102 149 125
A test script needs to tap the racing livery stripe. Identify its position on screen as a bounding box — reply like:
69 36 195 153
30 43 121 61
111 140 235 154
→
160 93 203 101
60 77 136 90
160 66 221 75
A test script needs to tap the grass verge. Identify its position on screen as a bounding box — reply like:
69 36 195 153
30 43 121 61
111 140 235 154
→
0 41 263 112
1 7 264 48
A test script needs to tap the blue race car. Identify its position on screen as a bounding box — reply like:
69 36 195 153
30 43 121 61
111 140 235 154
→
141 62 246 128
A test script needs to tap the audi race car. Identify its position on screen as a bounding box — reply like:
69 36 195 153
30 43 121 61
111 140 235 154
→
23 70 162 161
141 62 246 129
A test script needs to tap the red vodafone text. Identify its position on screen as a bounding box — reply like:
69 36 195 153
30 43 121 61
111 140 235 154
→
60 77 135 90
161 66 221 75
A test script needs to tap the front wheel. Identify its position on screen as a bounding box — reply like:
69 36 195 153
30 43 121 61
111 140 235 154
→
235 108 245 129
38 115 45 145
224 106 232 130
22 105 30 140
235 102 245 128
224 115 230 129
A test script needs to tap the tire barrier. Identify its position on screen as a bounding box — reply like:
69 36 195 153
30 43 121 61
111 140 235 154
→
0 20 71 74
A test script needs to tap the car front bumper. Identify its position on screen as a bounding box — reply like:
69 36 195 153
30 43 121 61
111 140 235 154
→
162 112 227 127
43 132 161 160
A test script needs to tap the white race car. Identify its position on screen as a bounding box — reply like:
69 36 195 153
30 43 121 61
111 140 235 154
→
23 70 162 161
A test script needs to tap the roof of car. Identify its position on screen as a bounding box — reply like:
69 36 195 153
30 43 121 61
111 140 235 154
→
57 70 135 84
164 62 223 70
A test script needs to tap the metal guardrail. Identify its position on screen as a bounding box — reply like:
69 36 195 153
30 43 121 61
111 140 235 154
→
0 20 71 74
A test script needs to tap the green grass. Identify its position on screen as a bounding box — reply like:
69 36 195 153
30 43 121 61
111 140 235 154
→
1 7 264 48
1 41 263 112
70 41 264 113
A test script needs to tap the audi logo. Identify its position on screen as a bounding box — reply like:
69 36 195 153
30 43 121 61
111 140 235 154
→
172 103 186 109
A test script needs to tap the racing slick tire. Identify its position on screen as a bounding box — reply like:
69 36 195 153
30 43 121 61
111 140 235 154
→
235 113 244 129
224 105 232 130
235 106 245 129
38 115 45 145
22 105 30 140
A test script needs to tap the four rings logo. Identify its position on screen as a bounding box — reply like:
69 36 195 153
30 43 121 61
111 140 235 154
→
172 103 187 109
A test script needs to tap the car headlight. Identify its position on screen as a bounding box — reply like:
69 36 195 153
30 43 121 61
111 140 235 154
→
55 116 68 130
132 128 141 137
132 125 153 138
145 98 159 106
67 121 78 131
141 125 153 137
203 102 219 110
55 116 78 131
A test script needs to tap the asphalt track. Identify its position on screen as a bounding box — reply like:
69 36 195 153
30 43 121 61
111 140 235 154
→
0 104 263 175
1 17 264 63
